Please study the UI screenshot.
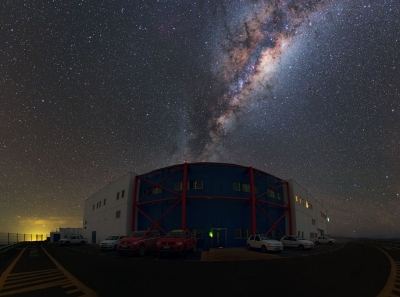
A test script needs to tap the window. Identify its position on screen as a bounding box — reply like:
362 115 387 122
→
174 182 182 191
187 180 203 190
311 219 316 225
298 231 300 236
104 199 106 206
93 205 95 210
194 180 203 189
267 190 275 198
276 193 281 200
116 210 121 218
233 182 258 194
295 195 299 202
99 201 101 207
308 203 313 210
241 184 251 192
151 187 162 194
116 192 120 200
194 229 203 239
320 212 327 219
122 190 125 198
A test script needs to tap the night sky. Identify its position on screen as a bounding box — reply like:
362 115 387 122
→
1 0 399 238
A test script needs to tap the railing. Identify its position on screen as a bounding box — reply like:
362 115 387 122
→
0 232 49 245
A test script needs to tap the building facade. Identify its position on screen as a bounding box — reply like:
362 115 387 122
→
81 163 330 247
82 172 135 244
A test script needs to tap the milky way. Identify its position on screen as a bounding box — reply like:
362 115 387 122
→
196 0 334 160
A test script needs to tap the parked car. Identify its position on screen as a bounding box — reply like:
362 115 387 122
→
315 236 336 245
246 234 283 252
59 235 88 246
99 235 126 251
280 235 314 250
116 230 159 257
156 229 196 258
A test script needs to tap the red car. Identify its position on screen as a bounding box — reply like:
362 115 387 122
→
156 229 196 258
116 230 159 257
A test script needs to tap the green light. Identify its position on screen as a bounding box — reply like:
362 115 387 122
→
209 231 213 237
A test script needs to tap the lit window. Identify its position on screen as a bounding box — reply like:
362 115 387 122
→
295 195 299 202
233 182 241 191
306 201 309 208
267 190 275 198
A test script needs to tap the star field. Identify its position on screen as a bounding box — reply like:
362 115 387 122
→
1 0 399 238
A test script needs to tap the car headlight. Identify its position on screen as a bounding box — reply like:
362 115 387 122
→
176 242 182 245
156 242 161 245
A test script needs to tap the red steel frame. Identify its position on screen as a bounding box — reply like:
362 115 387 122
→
131 162 293 236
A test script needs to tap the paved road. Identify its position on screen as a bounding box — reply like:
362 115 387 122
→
0 241 397 297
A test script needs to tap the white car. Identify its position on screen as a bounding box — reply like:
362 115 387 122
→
315 236 336 245
280 235 314 250
99 235 126 251
246 234 284 253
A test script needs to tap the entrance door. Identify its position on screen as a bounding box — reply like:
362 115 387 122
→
92 231 96 244
211 228 227 248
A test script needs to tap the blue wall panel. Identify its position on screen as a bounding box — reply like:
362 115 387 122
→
136 163 287 247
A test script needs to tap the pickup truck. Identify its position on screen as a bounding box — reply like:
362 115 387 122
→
59 235 88 246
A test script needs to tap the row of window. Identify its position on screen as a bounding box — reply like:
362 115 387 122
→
116 190 125 200
295 195 313 210
92 190 126 211
320 212 327 219
93 199 106 210
145 180 281 200
311 219 316 225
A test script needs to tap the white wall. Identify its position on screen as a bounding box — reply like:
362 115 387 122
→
287 179 329 241
82 172 135 244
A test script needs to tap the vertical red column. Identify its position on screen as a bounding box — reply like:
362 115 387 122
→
250 167 256 235
182 163 188 230
131 176 139 232
286 181 293 235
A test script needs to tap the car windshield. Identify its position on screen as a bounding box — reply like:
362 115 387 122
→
260 235 272 240
129 231 145 238
105 236 120 240
164 231 185 238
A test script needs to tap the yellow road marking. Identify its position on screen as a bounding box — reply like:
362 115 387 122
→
5 271 63 284
41 245 98 296
0 246 27 289
0 280 71 296
374 246 398 297
6 268 58 278
3 275 66 290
